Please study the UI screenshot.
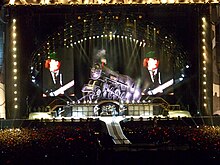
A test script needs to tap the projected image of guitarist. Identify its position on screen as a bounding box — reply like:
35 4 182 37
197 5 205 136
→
143 51 176 95
43 52 74 97
143 51 161 89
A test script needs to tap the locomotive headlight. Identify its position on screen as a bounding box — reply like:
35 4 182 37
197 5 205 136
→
91 68 101 80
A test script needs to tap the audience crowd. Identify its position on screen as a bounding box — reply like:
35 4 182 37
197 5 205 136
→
0 121 112 165
121 121 220 152
0 119 220 164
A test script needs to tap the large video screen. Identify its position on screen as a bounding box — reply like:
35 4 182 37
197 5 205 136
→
41 36 188 102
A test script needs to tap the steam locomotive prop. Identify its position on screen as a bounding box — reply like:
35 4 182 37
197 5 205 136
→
81 63 141 102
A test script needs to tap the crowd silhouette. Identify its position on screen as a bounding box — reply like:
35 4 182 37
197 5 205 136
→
0 119 220 164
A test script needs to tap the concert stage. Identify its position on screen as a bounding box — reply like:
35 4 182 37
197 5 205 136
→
28 100 192 119
1 2 218 121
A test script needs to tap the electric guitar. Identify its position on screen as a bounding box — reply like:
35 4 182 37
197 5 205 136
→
46 80 75 96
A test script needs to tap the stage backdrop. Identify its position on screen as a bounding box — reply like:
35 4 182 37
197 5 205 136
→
4 5 211 118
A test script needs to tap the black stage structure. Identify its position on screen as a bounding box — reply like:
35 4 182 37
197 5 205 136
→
2 3 216 119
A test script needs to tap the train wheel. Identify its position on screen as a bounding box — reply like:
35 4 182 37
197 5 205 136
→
120 92 126 100
113 89 121 100
108 86 114 99
103 90 107 98
90 92 97 100
95 88 102 98
102 83 108 98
